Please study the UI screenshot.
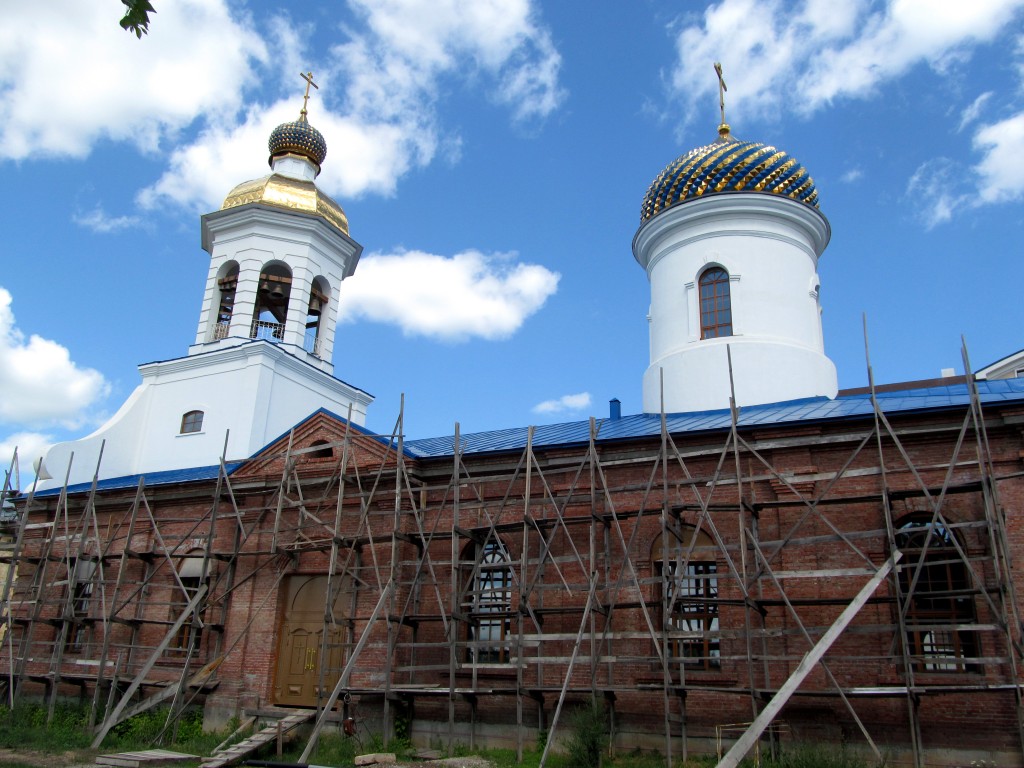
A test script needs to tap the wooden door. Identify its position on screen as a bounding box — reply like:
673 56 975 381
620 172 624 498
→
274 575 350 707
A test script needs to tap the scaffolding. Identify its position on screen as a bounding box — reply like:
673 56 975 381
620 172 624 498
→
2 347 1023 767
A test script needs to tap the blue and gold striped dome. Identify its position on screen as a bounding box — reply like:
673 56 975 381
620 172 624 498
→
268 114 327 171
640 129 819 223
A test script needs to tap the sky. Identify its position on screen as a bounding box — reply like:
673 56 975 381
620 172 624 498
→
2 0 1024 483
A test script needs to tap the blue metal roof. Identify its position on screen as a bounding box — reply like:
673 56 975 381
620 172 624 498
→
33 463 243 498
403 378 1024 459
23 378 1024 496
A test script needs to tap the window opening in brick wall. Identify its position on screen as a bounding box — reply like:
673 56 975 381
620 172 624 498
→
167 555 207 657
65 559 95 654
309 439 333 459
462 537 512 664
895 515 979 673
653 527 720 669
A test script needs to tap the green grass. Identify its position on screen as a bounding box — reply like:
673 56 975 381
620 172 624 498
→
0 701 883 768
0 702 92 751
0 701 230 758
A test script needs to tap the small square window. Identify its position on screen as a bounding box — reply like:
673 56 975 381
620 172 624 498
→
180 410 204 434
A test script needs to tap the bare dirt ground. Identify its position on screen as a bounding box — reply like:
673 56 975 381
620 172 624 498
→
0 748 96 768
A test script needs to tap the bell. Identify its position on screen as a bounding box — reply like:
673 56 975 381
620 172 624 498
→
259 279 271 293
269 282 286 300
308 296 323 315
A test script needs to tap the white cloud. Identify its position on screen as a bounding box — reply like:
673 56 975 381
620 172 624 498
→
337 249 560 341
906 158 966 228
139 98 434 211
973 112 1024 203
342 0 564 120
840 167 863 183
0 432 54 489
0 0 266 161
958 91 994 132
533 392 592 415
73 206 142 234
0 288 109 428
140 0 564 211
667 0 1024 128
904 110 1024 225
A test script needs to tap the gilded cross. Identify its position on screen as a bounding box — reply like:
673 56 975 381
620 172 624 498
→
714 62 727 127
300 71 319 116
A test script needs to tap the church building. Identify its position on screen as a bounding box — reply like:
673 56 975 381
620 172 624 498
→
3 76 1024 768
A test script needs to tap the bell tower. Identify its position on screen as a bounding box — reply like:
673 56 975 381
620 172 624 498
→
191 71 358 376
35 74 373 490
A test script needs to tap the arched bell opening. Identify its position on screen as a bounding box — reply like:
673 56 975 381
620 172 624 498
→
304 276 330 357
251 262 292 342
209 262 239 341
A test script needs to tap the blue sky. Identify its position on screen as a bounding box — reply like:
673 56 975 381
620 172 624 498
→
2 0 1024 480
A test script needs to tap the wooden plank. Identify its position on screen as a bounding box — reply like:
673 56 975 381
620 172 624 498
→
200 711 313 768
716 552 900 768
96 749 198 767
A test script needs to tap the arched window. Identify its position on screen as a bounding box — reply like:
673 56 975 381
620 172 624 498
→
180 410 204 434
653 526 720 668
895 516 978 672
698 267 732 339
304 277 330 357
251 263 292 342
462 537 512 664
212 263 238 340
66 559 95 653
168 554 207 656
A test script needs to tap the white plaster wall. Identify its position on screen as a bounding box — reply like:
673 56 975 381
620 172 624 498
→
191 205 361 374
634 194 837 413
36 342 372 490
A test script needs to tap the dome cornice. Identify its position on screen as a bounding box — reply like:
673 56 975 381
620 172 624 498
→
632 193 830 272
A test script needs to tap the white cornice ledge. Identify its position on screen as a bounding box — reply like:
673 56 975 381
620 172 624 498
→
632 193 831 270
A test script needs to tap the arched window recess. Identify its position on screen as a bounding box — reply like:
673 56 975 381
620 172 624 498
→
461 536 513 664
304 279 330 357
168 553 209 657
653 526 720 668
698 266 732 339
212 264 238 340
895 515 979 672
251 264 292 342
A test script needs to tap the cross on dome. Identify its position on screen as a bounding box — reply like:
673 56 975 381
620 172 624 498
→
266 68 328 172
714 62 729 138
299 71 319 119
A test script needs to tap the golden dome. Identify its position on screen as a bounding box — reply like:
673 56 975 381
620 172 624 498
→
221 173 350 236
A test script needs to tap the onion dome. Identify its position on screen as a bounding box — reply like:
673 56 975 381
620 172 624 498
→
221 174 349 236
268 113 327 173
640 125 819 224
